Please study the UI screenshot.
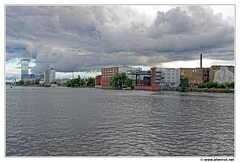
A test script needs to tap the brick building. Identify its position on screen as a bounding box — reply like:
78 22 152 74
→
101 67 118 88
95 75 102 88
180 66 234 84
203 68 210 83
100 66 135 89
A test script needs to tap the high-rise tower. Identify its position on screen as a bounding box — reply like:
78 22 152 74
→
44 68 56 85
21 59 30 79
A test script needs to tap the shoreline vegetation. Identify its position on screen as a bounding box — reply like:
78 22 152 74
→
10 85 234 93
10 75 234 93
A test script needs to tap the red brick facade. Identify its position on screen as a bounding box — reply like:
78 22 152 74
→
95 75 102 87
101 67 118 88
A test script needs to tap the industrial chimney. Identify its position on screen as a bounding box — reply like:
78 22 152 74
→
200 54 202 69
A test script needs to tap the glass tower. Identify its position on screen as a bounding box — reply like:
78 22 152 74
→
21 59 29 79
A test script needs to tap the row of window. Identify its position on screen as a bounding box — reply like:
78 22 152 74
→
165 73 176 75
102 69 118 72
165 76 176 79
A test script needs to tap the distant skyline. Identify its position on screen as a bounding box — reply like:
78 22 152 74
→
5 5 235 81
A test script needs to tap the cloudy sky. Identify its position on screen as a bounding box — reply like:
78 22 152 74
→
5 5 235 81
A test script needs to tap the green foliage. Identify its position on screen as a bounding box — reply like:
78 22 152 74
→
197 83 206 88
66 77 95 87
217 83 226 88
228 82 234 89
79 78 85 86
51 81 57 84
205 81 218 88
110 72 128 89
125 78 133 88
197 81 234 89
66 78 85 87
87 77 95 86
18 80 24 85
179 75 189 92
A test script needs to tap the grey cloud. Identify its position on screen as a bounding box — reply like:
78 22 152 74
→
6 5 234 73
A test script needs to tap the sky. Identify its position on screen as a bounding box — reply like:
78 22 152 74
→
5 4 235 81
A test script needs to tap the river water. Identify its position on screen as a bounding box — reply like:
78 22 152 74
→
6 86 234 156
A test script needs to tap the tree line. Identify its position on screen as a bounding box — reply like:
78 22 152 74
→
66 75 95 87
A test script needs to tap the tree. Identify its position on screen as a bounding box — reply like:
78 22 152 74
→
228 82 234 89
66 78 80 87
125 78 133 88
179 75 189 92
110 72 128 89
51 81 57 84
87 77 95 86
79 78 85 86
18 80 24 85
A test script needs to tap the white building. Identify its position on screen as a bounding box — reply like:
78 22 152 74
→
44 68 56 85
156 68 180 87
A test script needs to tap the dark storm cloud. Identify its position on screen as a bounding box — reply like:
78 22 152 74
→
6 6 234 73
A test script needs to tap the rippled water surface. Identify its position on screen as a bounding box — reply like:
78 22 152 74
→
6 86 234 156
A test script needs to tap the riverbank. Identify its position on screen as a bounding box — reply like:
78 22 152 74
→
10 85 234 93
160 87 234 93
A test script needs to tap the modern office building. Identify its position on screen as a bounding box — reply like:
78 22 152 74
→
44 68 56 85
21 59 30 79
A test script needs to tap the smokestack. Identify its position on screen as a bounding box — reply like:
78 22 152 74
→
200 54 202 69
